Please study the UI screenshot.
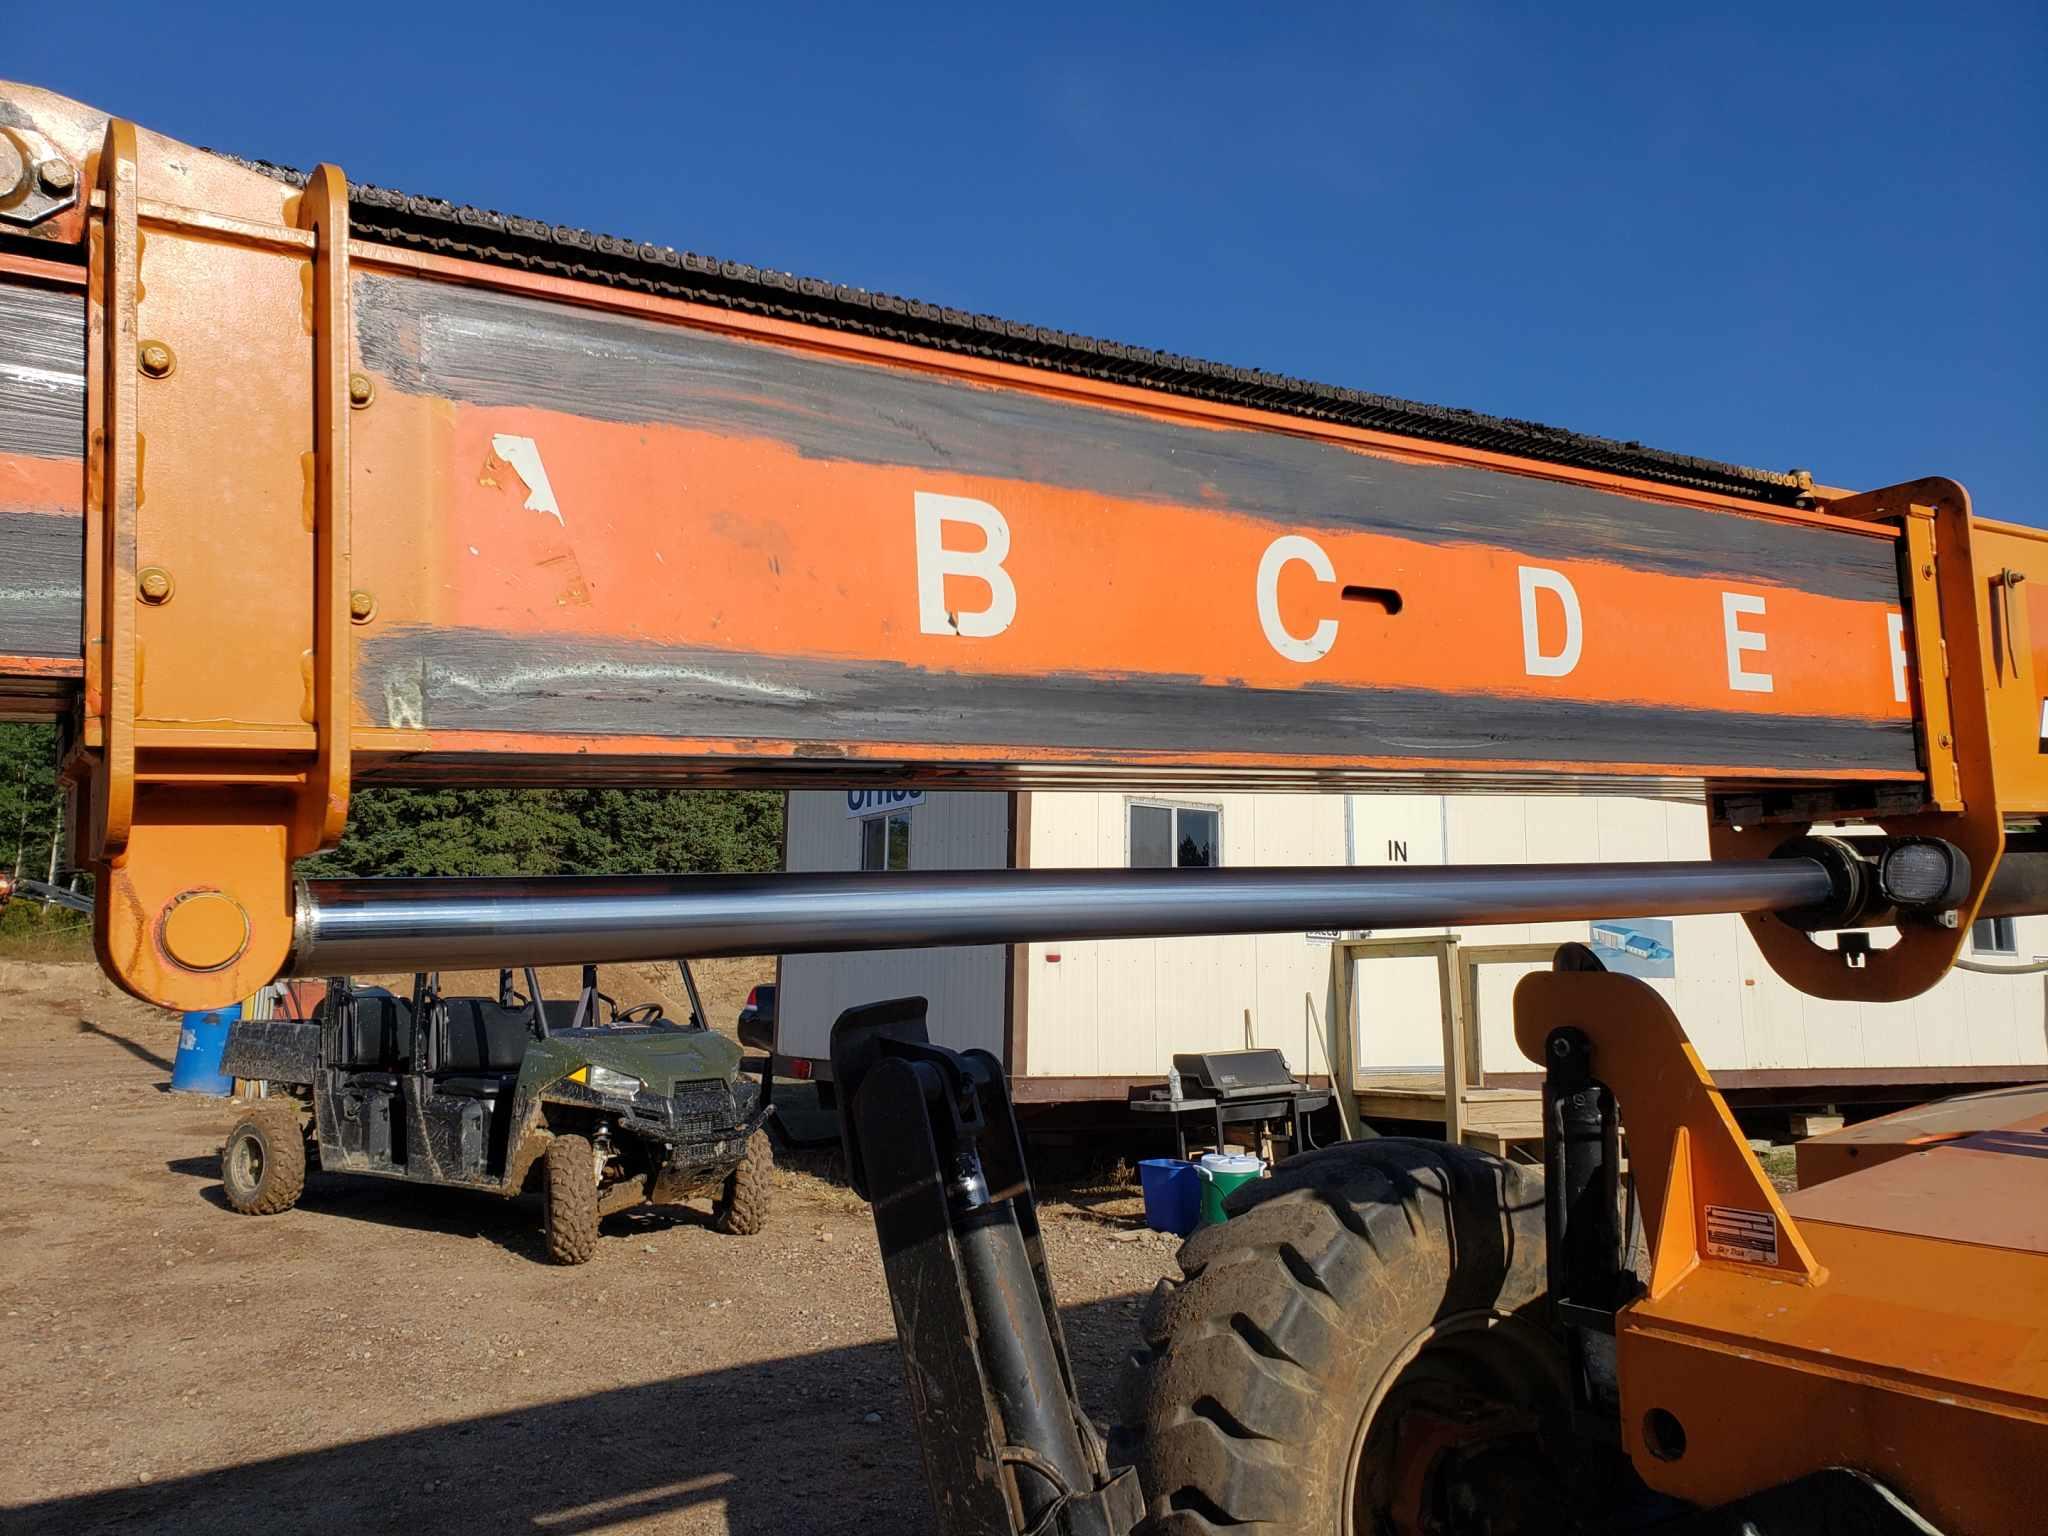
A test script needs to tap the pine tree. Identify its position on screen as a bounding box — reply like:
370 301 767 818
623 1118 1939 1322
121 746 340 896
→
0 723 784 886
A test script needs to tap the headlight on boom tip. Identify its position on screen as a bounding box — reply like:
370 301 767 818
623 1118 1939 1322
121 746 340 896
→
576 1063 644 1097
1877 837 1971 914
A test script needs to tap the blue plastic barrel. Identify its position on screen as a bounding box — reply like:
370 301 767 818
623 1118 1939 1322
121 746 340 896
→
170 1003 241 1095
1138 1158 1202 1237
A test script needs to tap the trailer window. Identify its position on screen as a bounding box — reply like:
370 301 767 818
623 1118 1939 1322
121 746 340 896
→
861 812 912 872
1128 803 1220 869
1971 916 2017 955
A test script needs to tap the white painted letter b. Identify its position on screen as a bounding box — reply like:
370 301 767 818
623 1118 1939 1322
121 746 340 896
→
915 492 1017 638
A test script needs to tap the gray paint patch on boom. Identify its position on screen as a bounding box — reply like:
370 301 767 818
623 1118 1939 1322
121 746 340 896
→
360 627 1918 775
0 511 83 658
0 284 85 462
357 273 1901 605
0 284 87 660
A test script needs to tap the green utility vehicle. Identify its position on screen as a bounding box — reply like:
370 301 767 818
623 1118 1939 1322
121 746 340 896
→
216 963 773 1262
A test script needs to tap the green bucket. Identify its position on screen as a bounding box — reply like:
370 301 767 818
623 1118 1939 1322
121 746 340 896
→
1196 1152 1264 1226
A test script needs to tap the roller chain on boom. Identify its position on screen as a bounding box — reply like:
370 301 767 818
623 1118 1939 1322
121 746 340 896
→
208 153 1805 507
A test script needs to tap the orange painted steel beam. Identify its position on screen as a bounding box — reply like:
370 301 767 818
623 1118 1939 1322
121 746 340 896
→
12 243 1930 783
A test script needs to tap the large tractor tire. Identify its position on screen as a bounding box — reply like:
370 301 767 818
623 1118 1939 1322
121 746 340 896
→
712 1130 774 1236
542 1134 601 1265
1124 1138 1574 1536
220 1102 308 1216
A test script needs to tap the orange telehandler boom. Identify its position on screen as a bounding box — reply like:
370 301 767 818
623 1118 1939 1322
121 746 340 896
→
1 83 2044 1534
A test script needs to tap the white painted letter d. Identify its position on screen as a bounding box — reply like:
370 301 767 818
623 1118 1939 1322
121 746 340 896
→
1518 566 1582 678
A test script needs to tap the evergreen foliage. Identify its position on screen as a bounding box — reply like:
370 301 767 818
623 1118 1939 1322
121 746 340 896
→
0 723 783 887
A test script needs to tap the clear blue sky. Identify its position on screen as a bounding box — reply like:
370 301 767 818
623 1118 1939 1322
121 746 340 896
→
16 3 2043 517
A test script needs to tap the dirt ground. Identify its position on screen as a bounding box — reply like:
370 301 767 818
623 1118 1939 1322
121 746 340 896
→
0 961 1178 1535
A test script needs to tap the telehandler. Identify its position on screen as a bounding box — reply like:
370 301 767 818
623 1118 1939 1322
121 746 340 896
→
1 80 2042 1533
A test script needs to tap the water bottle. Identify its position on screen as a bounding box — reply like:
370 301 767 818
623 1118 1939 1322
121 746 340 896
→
1167 1064 1183 1105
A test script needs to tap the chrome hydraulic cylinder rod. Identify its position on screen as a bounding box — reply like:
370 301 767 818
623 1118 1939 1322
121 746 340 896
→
289 859 1835 975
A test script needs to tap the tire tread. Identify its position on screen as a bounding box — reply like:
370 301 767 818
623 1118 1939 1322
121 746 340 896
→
1122 1138 1550 1534
220 1102 307 1216
543 1134 600 1265
713 1130 773 1235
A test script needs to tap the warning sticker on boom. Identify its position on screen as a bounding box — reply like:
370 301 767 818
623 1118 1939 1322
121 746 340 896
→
1704 1205 1779 1265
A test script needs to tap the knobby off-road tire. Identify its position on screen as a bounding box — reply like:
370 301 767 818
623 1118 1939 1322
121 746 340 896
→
220 1102 308 1216
1124 1138 1569 1536
543 1134 601 1265
712 1130 773 1236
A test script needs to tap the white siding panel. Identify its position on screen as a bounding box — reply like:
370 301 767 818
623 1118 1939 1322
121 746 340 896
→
778 791 1010 1063
1345 793 1455 1070
1473 960 1549 1072
1353 952 1451 1070
1737 927 1809 1069
1022 791 1347 1079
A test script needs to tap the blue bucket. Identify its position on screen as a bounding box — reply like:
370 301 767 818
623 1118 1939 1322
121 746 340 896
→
170 1003 241 1095
1138 1158 1202 1237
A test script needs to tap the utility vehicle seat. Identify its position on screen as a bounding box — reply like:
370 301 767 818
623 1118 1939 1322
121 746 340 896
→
439 998 533 1073
542 998 591 1033
336 992 414 1072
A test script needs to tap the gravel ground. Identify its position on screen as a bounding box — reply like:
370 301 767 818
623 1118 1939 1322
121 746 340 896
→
0 961 1178 1535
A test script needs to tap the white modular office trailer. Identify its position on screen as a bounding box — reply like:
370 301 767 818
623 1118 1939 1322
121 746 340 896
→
777 789 2048 1104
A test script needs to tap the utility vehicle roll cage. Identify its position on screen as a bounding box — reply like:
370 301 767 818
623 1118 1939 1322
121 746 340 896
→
392 959 711 1064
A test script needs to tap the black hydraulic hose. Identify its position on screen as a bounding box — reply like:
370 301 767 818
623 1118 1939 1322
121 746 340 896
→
1980 849 2048 920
